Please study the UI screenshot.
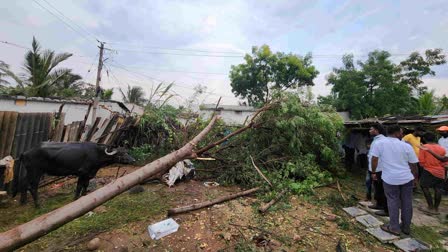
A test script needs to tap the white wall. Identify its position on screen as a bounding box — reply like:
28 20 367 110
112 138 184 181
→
0 98 135 125
199 110 255 125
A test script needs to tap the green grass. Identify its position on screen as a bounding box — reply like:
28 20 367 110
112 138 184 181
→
411 225 444 251
1 186 170 250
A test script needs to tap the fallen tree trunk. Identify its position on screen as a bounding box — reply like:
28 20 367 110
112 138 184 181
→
168 187 260 216
258 190 287 213
0 116 219 251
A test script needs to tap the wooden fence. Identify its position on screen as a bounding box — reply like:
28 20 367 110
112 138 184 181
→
0 111 138 159
0 112 53 159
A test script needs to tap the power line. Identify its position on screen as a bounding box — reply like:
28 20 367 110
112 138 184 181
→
32 0 97 43
110 64 228 75
40 0 99 42
108 63 235 98
0 39 96 60
0 40 30 50
107 42 244 55
111 48 244 58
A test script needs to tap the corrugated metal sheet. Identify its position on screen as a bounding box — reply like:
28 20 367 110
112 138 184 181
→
0 111 19 158
6 112 54 158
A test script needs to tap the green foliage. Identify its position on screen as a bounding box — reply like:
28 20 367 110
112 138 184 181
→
119 84 147 105
411 225 444 250
124 104 183 163
206 92 344 194
101 88 114 100
0 37 97 99
319 49 446 119
230 45 319 106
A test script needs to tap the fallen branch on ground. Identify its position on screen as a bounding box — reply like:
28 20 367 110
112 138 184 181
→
167 187 260 216
249 155 272 187
258 189 287 213
0 116 219 251
336 180 347 202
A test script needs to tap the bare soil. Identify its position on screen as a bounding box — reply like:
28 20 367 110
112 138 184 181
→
0 165 421 251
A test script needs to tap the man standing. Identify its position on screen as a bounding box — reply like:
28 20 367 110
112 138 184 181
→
370 125 418 235
436 126 448 152
418 132 446 215
367 124 387 216
402 127 425 157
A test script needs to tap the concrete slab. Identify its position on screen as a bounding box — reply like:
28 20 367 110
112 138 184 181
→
355 214 383 228
358 201 373 208
393 238 430 252
366 227 399 243
343 207 367 217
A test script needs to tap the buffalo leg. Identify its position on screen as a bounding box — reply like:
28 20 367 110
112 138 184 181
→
29 174 41 207
20 190 27 205
80 178 90 196
74 178 84 200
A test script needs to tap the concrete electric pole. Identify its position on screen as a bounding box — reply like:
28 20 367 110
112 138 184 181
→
91 41 105 125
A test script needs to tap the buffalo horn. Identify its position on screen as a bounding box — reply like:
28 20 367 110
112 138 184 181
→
105 148 118 155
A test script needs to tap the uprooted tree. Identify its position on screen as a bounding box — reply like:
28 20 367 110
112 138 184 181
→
199 92 345 194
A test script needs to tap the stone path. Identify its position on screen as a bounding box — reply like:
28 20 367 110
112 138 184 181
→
343 206 430 251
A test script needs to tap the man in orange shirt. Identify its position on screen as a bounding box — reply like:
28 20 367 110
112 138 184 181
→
418 132 446 215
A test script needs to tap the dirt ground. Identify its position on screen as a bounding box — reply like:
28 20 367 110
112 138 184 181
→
1 165 446 251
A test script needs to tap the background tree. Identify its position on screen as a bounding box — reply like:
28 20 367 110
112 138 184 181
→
18 37 73 97
101 88 114 100
319 49 446 119
0 60 13 86
119 84 147 106
230 45 319 106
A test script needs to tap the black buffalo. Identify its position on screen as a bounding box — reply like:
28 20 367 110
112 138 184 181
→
14 142 135 207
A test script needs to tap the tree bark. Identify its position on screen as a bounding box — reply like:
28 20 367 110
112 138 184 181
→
0 116 219 252
167 187 260 216
258 189 287 213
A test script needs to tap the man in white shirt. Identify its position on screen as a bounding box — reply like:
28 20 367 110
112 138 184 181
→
367 124 387 215
370 125 418 235
436 126 448 153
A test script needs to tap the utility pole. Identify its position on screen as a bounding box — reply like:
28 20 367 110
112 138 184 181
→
91 41 105 125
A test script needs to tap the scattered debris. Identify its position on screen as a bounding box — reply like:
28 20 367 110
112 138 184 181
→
87 237 101 251
148 218 179 240
167 187 260 215
259 189 287 213
163 159 195 187
93 206 107 214
203 181 219 187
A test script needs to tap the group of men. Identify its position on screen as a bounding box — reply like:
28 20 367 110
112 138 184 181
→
364 124 447 236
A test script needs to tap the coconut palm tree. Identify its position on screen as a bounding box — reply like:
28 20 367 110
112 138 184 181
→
119 84 147 105
5 37 74 97
0 60 11 86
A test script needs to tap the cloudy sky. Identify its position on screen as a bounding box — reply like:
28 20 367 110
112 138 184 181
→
1 0 447 106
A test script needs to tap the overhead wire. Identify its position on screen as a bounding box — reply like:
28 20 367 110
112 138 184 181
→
40 0 100 42
108 62 235 98
32 0 97 43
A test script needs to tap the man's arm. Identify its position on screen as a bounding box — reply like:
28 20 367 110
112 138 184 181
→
371 156 379 180
418 145 448 162
409 163 418 179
